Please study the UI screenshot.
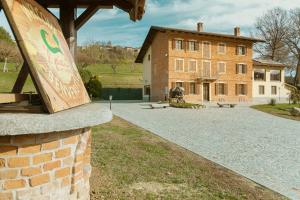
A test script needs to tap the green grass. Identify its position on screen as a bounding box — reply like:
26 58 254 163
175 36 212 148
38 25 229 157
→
251 104 300 121
90 117 287 200
0 63 142 93
0 62 35 93
170 102 204 109
85 63 142 88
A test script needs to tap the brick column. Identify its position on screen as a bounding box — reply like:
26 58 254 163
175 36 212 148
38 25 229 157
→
0 128 92 200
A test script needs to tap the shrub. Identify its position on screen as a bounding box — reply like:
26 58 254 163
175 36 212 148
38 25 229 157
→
290 107 300 117
79 68 93 85
269 98 276 106
86 76 102 98
170 102 204 109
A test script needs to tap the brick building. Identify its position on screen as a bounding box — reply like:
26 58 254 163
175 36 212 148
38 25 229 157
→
136 23 265 103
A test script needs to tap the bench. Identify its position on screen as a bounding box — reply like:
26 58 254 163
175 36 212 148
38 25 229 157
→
217 103 237 108
149 104 168 109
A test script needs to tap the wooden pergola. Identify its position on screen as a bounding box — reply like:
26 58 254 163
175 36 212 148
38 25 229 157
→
37 0 145 56
0 0 146 94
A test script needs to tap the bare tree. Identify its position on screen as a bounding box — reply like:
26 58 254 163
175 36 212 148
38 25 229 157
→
254 8 289 61
285 9 300 87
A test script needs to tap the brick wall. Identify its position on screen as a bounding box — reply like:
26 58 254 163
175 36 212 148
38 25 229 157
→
149 30 254 103
0 128 92 200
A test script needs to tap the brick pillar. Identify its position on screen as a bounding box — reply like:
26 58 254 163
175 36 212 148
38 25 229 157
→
0 128 92 200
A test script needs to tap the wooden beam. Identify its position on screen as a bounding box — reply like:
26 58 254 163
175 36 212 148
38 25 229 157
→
12 63 30 93
75 6 100 31
60 2 77 58
0 93 38 104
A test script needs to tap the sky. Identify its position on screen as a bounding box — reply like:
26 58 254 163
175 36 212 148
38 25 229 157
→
0 0 299 47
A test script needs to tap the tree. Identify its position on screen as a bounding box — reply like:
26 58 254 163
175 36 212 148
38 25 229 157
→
0 26 13 44
285 9 300 87
254 8 289 61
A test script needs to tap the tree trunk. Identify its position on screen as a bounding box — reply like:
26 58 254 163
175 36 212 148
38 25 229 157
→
294 58 300 88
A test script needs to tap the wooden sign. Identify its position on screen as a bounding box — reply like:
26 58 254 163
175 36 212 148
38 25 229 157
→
0 0 90 113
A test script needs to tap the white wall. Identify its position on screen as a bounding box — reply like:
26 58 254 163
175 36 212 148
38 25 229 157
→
142 46 151 100
253 66 291 104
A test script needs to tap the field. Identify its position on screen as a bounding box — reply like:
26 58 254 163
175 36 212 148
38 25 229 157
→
0 62 143 93
251 104 300 121
90 117 287 200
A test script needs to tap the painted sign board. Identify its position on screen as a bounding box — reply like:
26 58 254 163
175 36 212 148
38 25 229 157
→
0 0 91 113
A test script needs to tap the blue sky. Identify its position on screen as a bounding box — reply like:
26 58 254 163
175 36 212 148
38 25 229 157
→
0 0 298 47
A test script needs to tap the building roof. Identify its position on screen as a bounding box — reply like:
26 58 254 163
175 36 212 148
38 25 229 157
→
253 58 285 67
135 26 265 63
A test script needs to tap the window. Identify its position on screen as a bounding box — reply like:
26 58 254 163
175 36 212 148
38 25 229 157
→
259 85 265 95
175 59 184 72
236 64 247 74
190 82 196 94
188 60 197 72
148 54 151 61
144 85 150 95
236 84 247 95
215 83 227 95
271 86 277 95
175 39 184 50
218 43 226 54
217 62 226 74
254 69 265 81
176 82 183 87
203 61 211 77
270 70 281 81
236 45 246 55
203 41 211 58
188 41 198 51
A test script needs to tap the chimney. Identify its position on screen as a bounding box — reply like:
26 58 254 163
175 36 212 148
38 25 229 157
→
234 27 240 36
197 22 204 32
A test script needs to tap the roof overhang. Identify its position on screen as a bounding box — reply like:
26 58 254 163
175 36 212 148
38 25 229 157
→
136 26 265 63
1 0 146 21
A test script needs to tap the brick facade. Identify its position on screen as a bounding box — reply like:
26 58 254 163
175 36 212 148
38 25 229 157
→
137 26 263 103
0 128 92 200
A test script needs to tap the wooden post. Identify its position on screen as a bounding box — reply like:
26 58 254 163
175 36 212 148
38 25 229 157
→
60 2 77 58
12 63 29 93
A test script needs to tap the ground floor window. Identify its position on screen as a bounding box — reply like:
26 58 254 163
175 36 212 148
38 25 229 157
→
215 83 227 95
144 85 150 95
259 85 265 95
189 82 196 94
236 84 247 95
271 86 277 95
176 82 183 88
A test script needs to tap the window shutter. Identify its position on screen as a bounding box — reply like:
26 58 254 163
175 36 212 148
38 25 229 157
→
235 84 238 95
236 64 239 74
182 40 186 50
225 84 228 95
171 82 176 89
215 83 218 95
242 64 247 74
186 82 190 94
245 47 247 55
186 41 189 51
245 84 248 95
195 83 199 94
195 42 199 51
172 40 175 49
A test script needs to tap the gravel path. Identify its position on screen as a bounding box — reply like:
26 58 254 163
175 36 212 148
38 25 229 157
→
103 102 300 199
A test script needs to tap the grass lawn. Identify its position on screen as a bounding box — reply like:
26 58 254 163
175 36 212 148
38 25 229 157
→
90 117 287 200
251 104 300 121
0 63 142 93
86 63 142 88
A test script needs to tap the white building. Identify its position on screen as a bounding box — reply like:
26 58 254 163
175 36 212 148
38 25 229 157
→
253 59 291 103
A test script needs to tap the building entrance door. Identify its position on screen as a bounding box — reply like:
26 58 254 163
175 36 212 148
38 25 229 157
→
203 83 210 101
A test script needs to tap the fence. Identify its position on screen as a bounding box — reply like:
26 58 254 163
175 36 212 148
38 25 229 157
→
102 88 143 100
